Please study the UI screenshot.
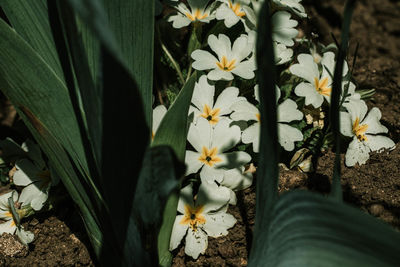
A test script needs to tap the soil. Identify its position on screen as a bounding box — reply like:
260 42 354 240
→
1 0 400 266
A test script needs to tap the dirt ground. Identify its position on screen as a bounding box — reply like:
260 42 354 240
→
1 0 399 266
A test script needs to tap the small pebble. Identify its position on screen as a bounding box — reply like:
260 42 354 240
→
369 204 385 216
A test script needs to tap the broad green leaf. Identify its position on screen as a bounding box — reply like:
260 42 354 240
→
329 0 355 200
55 1 102 172
0 0 64 81
104 0 154 128
258 191 400 266
123 145 184 266
250 0 279 262
153 72 198 266
0 18 90 185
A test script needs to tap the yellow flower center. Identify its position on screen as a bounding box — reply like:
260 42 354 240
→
229 1 246 17
314 77 331 96
185 9 209 21
256 113 261 122
4 209 26 227
201 104 221 124
353 117 368 141
216 56 236 71
198 146 222 167
179 204 206 231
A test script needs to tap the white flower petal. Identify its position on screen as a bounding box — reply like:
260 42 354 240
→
278 123 303 151
177 184 195 214
294 82 324 108
14 159 41 186
185 228 208 259
363 108 388 134
19 184 48 211
207 68 234 81
216 4 241 28
242 123 260 152
208 34 231 60
271 11 298 46
274 42 293 65
197 182 230 213
191 75 215 116
290 54 319 84
0 190 18 211
200 164 225 184
169 215 189 251
345 138 370 167
231 60 256 79
168 14 192 29
214 87 240 116
277 99 302 122
152 105 167 135
230 100 259 121
16 227 34 245
232 35 252 62
0 220 16 234
365 135 395 152
221 167 253 190
185 150 204 176
191 50 219 70
212 118 241 152
187 117 212 152
340 111 353 137
343 99 368 123
216 151 252 169
203 212 236 237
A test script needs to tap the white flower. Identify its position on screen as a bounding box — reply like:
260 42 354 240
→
220 166 253 205
272 0 307 18
216 0 251 28
13 159 52 211
274 42 293 65
0 191 34 245
152 104 167 139
168 0 216 28
185 117 251 183
189 75 245 125
271 11 298 46
191 33 255 81
169 182 236 259
290 52 349 108
340 99 395 166
231 85 303 152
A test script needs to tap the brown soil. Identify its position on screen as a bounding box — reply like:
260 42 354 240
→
1 0 400 266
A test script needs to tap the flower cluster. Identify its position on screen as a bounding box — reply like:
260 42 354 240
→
0 138 58 244
160 0 395 259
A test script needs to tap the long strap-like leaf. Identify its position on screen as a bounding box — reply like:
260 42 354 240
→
249 1 279 264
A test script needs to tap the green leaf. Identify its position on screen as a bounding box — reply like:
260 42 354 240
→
0 18 90 185
0 0 65 81
124 145 184 265
104 0 154 128
260 191 400 266
329 0 356 200
249 1 279 263
153 72 198 266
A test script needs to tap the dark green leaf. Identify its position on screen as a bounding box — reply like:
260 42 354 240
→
153 72 198 266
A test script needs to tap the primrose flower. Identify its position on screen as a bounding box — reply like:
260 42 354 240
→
220 166 253 205
340 99 395 167
168 0 216 28
13 159 53 211
152 105 167 139
290 52 348 108
271 11 298 46
216 0 250 28
189 75 245 125
191 33 255 81
231 86 303 152
185 117 251 183
0 191 34 244
169 182 236 259
274 42 293 65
